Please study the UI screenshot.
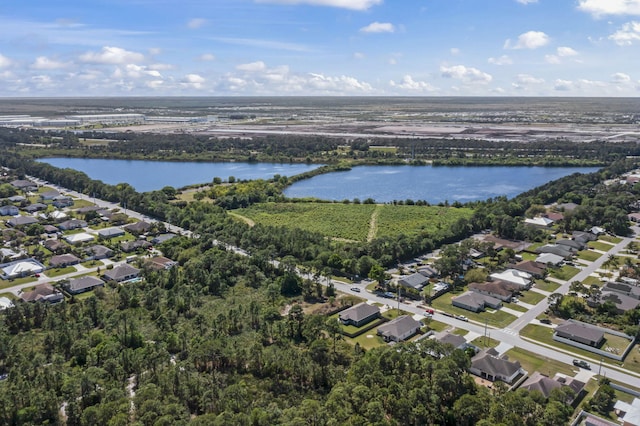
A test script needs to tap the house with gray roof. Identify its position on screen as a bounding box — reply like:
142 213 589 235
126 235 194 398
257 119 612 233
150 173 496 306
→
603 281 640 299
10 179 37 191
452 291 502 313
20 283 64 304
470 348 526 384
432 331 468 350
151 233 176 244
52 196 73 208
85 244 114 260
338 302 380 327
103 264 141 282
377 315 421 343
469 280 518 302
50 253 81 268
556 239 586 251
398 272 429 291
519 372 585 402
39 190 60 201
64 276 104 294
98 227 125 239
58 219 87 231
124 221 152 235
121 239 152 253
511 260 546 278
572 231 597 244
536 244 574 259
23 203 47 214
536 253 565 266
8 195 26 203
7 215 38 228
599 292 640 314
554 320 605 348
44 239 68 253
0 205 18 216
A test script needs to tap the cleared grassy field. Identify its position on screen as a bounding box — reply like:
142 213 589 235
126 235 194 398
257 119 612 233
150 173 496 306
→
504 347 576 377
577 250 602 262
588 240 615 251
534 279 560 292
549 265 580 281
234 202 473 242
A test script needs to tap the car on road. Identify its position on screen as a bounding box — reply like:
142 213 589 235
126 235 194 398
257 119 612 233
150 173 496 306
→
539 318 552 324
455 315 468 322
425 308 435 315
350 287 361 292
573 359 590 369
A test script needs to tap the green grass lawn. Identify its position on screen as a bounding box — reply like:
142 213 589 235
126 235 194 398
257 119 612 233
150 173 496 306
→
504 347 576 377
582 275 603 286
431 292 517 328
471 336 499 349
588 240 615 251
534 279 560 292
382 309 411 320
549 265 580 281
46 266 77 277
520 252 538 261
345 331 386 350
0 276 37 290
504 302 528 312
81 260 104 268
599 235 623 244
577 250 602 262
426 320 448 332
519 290 546 305
452 328 469 336
0 292 17 300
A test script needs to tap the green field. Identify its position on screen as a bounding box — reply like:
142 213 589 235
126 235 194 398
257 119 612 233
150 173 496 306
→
588 240 615 252
519 290 546 305
504 347 576 377
549 265 580 281
233 202 473 242
534 279 560 292
577 250 602 262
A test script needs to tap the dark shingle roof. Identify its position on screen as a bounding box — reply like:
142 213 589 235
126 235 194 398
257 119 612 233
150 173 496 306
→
339 302 380 323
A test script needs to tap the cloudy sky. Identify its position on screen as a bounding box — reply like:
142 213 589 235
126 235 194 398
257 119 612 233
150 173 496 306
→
1 0 640 96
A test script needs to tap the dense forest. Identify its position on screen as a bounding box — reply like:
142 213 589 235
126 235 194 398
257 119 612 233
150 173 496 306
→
1 129 638 424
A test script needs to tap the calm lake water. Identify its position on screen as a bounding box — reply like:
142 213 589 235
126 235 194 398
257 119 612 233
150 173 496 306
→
37 158 322 192
37 158 599 203
284 165 600 203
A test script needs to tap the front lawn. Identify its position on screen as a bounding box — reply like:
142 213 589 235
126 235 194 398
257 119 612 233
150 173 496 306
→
0 276 37 290
534 279 560 292
431 292 517 328
577 250 602 262
471 336 499 349
588 240 615 252
549 265 580 281
504 347 576 377
345 332 386 350
519 290 546 305
599 235 623 244
0 292 17 300
46 266 77 277
582 275 603 286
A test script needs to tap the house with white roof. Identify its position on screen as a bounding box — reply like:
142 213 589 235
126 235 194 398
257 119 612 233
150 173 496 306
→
490 269 532 289
64 232 95 245
0 258 45 279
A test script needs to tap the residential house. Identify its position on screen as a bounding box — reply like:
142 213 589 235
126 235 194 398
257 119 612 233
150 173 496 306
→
490 269 532 289
591 226 606 235
75 206 101 214
554 320 605 348
124 221 152 235
39 190 60 201
556 239 586 251
597 292 640 314
481 235 528 252
614 397 640 426
41 210 67 222
338 302 380 327
23 203 47 213
519 372 585 402
572 231 597 244
64 232 94 245
2 228 26 242
0 258 45 279
58 219 87 231
536 253 565 266
151 233 176 245
602 281 640 299
64 276 105 294
628 213 640 223
398 272 429 291
0 205 18 216
10 179 37 191
7 195 26 203
52 196 73 208
0 297 13 310
469 348 526 384
43 239 68 253
85 244 114 260
452 291 502 313
121 239 152 252
98 227 125 239
512 260 546 278
418 265 439 278
544 212 564 222
7 215 38 228
49 253 81 268
20 283 64 304
524 216 554 227
377 315 422 342
557 202 579 212
536 244 574 259
432 331 468 350
145 256 178 271
469 280 519 302
0 248 22 261
103 264 141 282
42 224 59 235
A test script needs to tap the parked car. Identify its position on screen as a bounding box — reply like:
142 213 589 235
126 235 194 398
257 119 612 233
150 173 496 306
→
573 359 590 369
539 318 552 324
425 308 435 315
350 287 361 292
456 315 469 322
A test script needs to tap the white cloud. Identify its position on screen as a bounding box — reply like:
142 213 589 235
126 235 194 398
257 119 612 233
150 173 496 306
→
0 53 13 68
360 22 395 33
488 55 512 65
306 73 373 92
80 46 145 64
440 65 492 84
517 0 538 4
187 18 207 29
31 56 68 70
612 72 631 82
198 53 216 61
516 74 545 84
609 21 640 45
388 58 397 65
578 0 640 18
450 48 460 55
545 55 561 64
236 61 267 72
505 31 550 49
148 63 173 71
255 0 382 11
121 64 162 79
182 73 205 89
557 46 578 56
390 75 435 92
147 80 164 89
554 79 573 91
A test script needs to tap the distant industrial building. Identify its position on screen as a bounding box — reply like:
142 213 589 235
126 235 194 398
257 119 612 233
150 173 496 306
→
65 114 145 124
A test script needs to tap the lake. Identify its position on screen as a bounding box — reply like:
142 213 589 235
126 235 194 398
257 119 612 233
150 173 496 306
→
284 165 600 203
37 158 322 192
37 158 599 203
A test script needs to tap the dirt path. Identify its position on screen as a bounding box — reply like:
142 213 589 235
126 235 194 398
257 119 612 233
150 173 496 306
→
228 211 255 227
367 205 382 242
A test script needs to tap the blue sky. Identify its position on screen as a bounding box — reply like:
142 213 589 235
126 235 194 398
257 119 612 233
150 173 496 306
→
1 0 640 96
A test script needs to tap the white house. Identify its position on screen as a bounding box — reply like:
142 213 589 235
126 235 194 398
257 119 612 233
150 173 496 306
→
490 269 532 288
